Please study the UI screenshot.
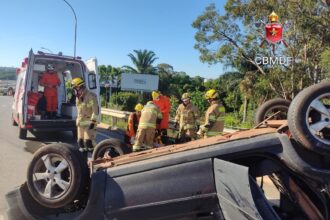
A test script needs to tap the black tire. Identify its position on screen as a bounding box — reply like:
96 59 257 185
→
288 81 330 155
19 127 27 139
27 143 84 208
255 98 291 125
59 143 89 190
92 138 130 161
72 128 77 140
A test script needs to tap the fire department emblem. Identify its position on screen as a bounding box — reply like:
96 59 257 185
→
259 12 288 53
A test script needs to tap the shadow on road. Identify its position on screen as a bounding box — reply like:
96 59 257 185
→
23 128 126 154
24 131 76 154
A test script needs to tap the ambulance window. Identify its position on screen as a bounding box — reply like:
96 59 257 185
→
88 72 96 89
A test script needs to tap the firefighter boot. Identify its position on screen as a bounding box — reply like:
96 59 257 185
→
78 138 88 160
85 139 94 152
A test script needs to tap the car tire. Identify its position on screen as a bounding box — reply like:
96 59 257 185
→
92 138 130 161
288 81 330 155
255 98 291 125
19 127 27 139
59 143 89 190
27 143 84 208
72 128 77 140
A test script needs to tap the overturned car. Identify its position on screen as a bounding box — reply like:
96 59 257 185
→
5 82 330 220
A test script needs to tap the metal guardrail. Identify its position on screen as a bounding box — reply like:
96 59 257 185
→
101 108 131 127
100 108 244 132
101 108 130 119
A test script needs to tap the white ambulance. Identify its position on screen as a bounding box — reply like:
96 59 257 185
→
12 49 100 139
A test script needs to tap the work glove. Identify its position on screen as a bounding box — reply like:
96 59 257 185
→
197 125 206 136
89 122 95 130
130 137 135 145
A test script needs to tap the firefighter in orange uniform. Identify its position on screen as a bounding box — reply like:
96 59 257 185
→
152 90 171 144
126 103 143 145
39 64 60 119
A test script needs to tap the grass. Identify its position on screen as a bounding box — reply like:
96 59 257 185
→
101 114 127 130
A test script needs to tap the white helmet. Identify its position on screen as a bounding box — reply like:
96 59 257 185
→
47 64 54 71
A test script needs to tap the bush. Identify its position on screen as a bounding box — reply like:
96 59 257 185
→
109 92 140 111
190 90 208 114
169 95 179 118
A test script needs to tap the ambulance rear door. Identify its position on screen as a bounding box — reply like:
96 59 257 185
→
85 57 101 121
22 49 35 125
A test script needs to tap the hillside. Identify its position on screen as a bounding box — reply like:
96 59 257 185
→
0 67 16 80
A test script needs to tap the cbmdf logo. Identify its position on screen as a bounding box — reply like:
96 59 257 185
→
260 12 288 54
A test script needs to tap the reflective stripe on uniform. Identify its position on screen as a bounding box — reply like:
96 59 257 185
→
79 120 90 127
184 124 195 129
139 122 156 128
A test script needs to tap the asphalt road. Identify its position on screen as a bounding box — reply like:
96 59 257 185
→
0 96 79 215
0 96 120 217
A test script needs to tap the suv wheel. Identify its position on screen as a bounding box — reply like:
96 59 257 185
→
288 81 330 155
27 144 85 208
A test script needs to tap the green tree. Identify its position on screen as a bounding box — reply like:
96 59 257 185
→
123 49 158 74
192 1 330 99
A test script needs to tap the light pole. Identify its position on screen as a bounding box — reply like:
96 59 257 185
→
62 0 77 58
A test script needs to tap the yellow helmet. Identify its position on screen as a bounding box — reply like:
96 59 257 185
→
181 92 190 101
134 103 144 111
71 77 84 88
205 89 219 99
152 91 160 100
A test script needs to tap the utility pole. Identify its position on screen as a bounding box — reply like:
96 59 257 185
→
62 0 77 58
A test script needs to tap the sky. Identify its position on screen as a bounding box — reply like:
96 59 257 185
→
0 0 227 79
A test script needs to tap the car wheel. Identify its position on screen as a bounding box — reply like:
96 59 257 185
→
92 138 130 161
255 98 291 125
19 127 27 139
288 81 330 155
27 143 84 208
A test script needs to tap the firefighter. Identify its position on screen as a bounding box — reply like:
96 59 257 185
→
71 78 99 154
174 93 200 143
126 103 143 145
39 64 61 119
133 101 162 152
152 90 171 144
197 89 225 138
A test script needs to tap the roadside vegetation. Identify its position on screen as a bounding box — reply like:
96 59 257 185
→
99 1 329 129
0 67 16 80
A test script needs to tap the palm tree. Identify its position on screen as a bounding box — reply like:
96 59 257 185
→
123 49 158 74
